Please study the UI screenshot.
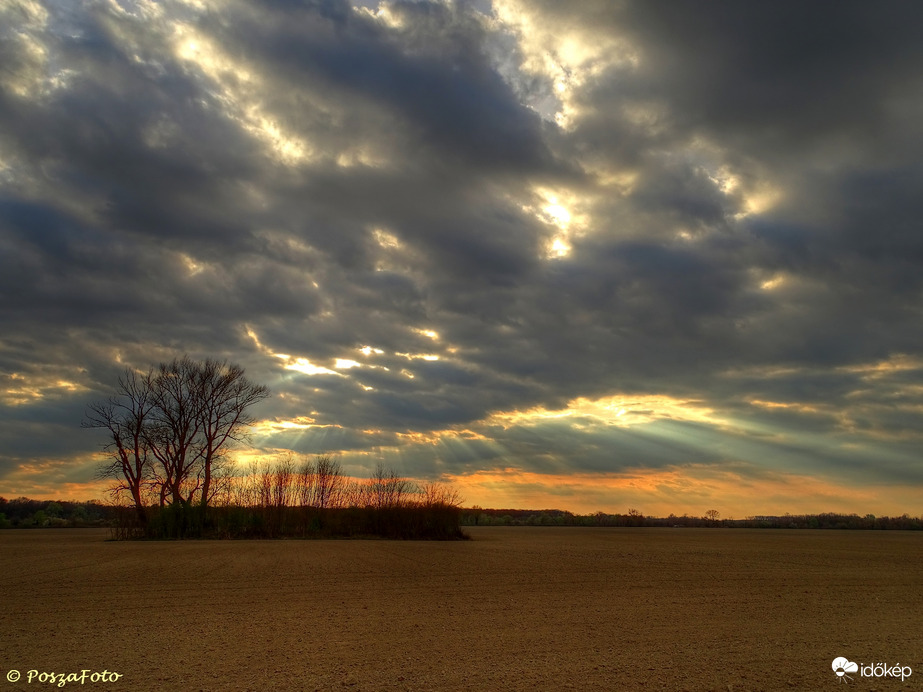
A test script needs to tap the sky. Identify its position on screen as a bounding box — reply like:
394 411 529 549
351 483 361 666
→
2 0 923 518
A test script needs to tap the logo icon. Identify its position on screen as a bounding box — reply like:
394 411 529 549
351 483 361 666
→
832 657 859 683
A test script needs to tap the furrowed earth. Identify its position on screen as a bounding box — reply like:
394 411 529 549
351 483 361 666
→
1 527 921 691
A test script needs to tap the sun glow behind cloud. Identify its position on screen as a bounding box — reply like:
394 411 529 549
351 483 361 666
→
492 0 637 128
276 355 340 377
519 186 591 259
172 23 312 166
252 416 317 434
487 394 725 430
0 373 89 407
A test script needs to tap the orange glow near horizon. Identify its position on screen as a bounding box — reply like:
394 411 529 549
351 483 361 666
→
443 467 920 519
3 457 921 520
0 456 110 503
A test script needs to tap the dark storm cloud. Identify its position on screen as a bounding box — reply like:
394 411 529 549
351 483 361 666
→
534 0 923 386
560 0 923 160
2 0 923 507
209 0 556 173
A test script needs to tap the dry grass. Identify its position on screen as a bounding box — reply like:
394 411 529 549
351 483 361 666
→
1 527 921 690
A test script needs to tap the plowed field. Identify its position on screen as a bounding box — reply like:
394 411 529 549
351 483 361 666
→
1 527 921 690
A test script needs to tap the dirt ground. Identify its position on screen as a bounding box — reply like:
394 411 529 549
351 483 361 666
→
1 527 921 691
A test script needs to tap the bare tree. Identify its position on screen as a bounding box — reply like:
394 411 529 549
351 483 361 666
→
146 356 205 509
194 359 270 508
86 355 270 521
147 356 269 511
369 462 414 508
271 453 296 509
206 454 236 507
231 461 255 508
255 460 275 508
418 481 463 508
341 478 368 508
83 367 155 524
295 456 316 507
313 455 343 509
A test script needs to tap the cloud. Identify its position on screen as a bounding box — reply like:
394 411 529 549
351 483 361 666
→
2 0 922 516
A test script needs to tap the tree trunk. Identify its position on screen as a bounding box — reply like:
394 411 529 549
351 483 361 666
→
131 487 147 526
200 459 211 509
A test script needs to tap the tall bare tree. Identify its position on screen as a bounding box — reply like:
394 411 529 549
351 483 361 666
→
86 355 269 520
146 356 205 509
194 358 270 508
83 367 155 524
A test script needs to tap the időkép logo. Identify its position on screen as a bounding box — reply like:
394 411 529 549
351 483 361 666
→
832 656 912 683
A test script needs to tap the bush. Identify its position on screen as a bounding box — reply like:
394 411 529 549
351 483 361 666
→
107 457 468 541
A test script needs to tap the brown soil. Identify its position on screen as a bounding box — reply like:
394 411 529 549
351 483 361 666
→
1 527 921 691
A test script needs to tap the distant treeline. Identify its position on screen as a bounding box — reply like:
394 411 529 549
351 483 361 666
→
0 497 116 528
460 508 923 530
5 496 922 534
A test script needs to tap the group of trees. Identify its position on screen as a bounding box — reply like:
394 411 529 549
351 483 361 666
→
84 355 465 539
224 456 457 512
84 356 270 528
177 456 466 540
102 454 466 540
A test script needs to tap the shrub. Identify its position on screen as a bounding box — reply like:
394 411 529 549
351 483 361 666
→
108 457 467 540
